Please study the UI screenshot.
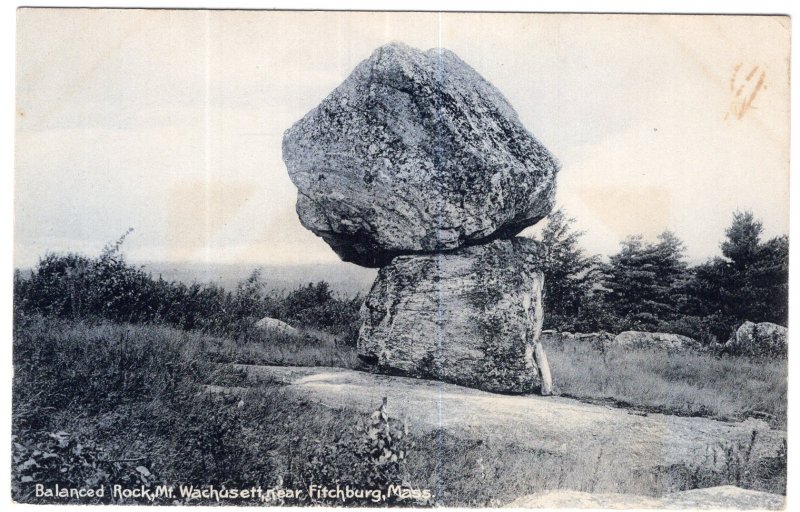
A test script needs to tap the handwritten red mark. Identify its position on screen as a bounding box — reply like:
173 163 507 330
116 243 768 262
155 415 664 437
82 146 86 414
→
725 63 767 120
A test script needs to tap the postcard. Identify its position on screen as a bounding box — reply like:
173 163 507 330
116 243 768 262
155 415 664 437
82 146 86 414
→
12 8 790 509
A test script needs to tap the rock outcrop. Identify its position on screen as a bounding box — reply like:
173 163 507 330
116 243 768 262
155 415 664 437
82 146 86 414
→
283 42 559 267
725 321 787 357
540 330 614 351
613 331 702 351
543 330 706 352
507 486 785 510
357 238 546 393
237 365 787 491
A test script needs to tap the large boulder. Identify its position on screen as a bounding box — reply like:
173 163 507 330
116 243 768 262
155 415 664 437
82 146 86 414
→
725 321 787 357
357 237 546 393
612 331 702 351
283 42 559 267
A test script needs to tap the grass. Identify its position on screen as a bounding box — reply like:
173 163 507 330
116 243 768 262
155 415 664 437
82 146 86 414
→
12 315 787 505
546 336 787 428
205 327 358 369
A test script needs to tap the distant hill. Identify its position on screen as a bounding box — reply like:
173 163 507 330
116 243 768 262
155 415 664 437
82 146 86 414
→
134 261 377 297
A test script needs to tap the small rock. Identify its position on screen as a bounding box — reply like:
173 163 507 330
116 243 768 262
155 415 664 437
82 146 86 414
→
725 321 787 357
254 317 299 337
612 331 702 351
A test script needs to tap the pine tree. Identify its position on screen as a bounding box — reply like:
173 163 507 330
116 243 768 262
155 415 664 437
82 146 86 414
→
721 211 763 269
690 211 788 341
533 209 601 331
602 231 689 332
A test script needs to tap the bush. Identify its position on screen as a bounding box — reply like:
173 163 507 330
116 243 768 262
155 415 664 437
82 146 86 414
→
289 397 425 506
11 430 159 504
14 235 363 343
275 282 362 345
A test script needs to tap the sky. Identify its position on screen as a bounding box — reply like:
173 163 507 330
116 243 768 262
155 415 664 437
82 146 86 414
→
14 10 790 268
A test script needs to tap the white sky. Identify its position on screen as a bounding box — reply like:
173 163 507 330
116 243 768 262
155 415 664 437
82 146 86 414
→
14 10 790 267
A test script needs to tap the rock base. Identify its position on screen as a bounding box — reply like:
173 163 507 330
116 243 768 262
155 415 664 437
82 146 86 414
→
357 238 546 393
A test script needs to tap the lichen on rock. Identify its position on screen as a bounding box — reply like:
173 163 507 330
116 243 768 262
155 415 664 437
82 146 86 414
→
282 42 559 267
357 238 546 393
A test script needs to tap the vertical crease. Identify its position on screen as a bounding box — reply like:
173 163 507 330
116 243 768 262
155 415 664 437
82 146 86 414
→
434 9 445 502
204 11 211 265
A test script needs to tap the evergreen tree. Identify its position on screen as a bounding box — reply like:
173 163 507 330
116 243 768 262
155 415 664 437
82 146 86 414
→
533 209 601 331
721 211 763 269
602 231 689 332
690 211 788 341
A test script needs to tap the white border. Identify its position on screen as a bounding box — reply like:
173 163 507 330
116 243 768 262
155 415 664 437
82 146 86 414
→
2 2 795 512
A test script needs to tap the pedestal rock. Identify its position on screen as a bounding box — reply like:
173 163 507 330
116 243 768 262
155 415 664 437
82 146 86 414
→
282 42 559 267
357 237 546 393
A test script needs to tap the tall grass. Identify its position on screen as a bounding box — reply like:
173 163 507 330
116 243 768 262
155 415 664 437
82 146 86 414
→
204 327 358 369
11 315 367 504
547 337 787 427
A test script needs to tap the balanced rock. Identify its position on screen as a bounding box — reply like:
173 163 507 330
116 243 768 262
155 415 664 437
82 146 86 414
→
725 321 787 357
357 237 546 393
283 42 559 267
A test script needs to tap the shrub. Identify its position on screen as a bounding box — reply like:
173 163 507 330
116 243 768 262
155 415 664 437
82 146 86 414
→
14 235 363 343
11 430 159 504
290 397 424 506
275 282 362 344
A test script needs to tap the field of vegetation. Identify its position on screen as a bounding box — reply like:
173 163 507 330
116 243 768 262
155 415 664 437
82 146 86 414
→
547 338 787 428
12 316 787 505
11 209 788 504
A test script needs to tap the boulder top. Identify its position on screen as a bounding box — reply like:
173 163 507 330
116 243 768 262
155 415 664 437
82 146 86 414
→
355 41 521 120
282 42 559 267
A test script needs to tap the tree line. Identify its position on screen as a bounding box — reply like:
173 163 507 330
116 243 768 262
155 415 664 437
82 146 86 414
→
13 230 362 343
14 209 788 347
534 209 789 344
